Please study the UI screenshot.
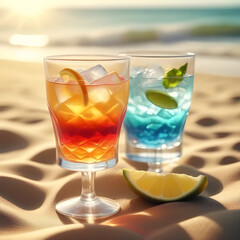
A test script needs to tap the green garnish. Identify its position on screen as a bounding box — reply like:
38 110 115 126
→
145 90 178 109
163 63 188 89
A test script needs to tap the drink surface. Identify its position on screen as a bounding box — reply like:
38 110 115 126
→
124 74 194 149
47 78 128 164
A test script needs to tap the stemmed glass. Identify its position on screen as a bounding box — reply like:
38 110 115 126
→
44 55 129 219
121 51 195 173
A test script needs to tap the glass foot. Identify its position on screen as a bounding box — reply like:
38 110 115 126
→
56 196 120 219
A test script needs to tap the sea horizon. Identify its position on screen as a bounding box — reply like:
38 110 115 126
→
0 6 240 66
0 7 240 47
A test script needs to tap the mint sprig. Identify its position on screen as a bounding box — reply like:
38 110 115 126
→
163 63 188 89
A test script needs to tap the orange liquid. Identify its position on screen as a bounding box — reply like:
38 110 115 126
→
47 78 128 164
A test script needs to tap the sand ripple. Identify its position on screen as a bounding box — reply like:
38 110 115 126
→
0 61 239 240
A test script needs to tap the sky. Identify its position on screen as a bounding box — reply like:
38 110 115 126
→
1 0 240 8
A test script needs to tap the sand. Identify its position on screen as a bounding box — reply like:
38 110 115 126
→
0 57 240 240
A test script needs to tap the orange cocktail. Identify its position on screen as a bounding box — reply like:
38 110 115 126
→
45 55 129 219
47 72 128 164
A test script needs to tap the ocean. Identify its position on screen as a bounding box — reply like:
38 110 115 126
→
1 7 240 46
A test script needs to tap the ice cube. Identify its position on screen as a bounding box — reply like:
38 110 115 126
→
146 123 162 131
80 106 104 121
74 67 85 73
130 66 164 87
54 102 76 121
137 104 149 115
131 66 164 79
63 95 86 115
132 95 145 105
171 87 187 108
130 66 145 77
54 84 74 103
88 86 110 103
146 105 161 116
142 66 164 79
158 109 174 120
80 64 107 84
91 72 121 85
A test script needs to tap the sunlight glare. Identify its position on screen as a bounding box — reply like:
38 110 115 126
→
8 0 46 16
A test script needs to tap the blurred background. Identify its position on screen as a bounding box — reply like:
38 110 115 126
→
0 0 240 75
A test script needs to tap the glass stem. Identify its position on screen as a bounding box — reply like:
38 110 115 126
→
80 172 97 202
148 162 162 173
148 149 163 173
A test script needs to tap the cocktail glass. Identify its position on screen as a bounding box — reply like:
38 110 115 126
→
44 55 129 219
121 51 195 173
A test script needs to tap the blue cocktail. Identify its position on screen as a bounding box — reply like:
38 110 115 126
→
123 52 195 172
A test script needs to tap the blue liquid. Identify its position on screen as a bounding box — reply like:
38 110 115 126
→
124 75 194 150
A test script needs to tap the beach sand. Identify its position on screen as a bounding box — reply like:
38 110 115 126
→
0 52 240 239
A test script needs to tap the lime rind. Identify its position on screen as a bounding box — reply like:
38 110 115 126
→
123 169 208 204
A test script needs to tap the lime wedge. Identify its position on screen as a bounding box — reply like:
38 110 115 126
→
123 169 208 203
145 90 178 109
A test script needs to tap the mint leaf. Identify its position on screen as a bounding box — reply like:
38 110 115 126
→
163 63 188 89
179 63 188 75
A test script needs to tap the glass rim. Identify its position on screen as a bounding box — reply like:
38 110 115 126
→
44 54 130 62
119 51 195 58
